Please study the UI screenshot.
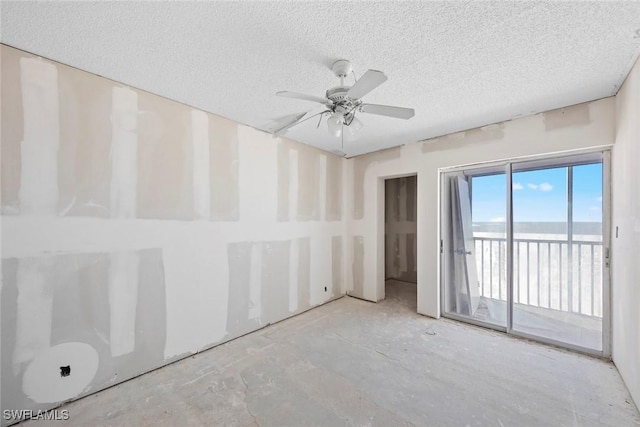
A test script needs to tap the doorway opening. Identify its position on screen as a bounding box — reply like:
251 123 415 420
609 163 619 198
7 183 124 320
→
441 151 610 356
384 175 417 309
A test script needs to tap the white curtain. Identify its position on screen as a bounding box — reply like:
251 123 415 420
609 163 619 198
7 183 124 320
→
450 175 480 316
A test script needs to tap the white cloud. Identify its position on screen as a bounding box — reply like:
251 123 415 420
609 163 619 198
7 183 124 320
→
597 196 603 202
590 206 601 211
491 217 505 222
526 182 553 192
539 182 553 192
513 182 523 190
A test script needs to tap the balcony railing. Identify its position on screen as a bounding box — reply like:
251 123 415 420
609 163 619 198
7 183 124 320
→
474 236 603 318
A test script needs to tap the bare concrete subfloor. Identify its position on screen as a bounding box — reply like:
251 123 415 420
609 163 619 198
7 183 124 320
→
23 280 640 426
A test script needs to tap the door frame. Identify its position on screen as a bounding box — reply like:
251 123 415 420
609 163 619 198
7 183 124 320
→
376 173 419 305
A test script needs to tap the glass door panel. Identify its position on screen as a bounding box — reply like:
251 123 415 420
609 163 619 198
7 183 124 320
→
443 170 507 328
511 162 603 351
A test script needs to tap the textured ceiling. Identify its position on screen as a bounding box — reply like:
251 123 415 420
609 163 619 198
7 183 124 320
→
2 1 640 157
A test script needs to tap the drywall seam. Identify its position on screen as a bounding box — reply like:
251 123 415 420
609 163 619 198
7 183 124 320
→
331 235 342 297
543 104 590 131
238 127 278 223
289 148 299 221
191 109 210 220
110 87 138 218
163 232 229 359
12 258 53 374
296 237 311 312
325 155 343 221
19 57 59 215
276 142 289 221
352 235 364 297
249 242 262 322
310 234 331 306
319 154 327 221
399 233 407 274
289 238 299 312
399 178 407 221
108 251 139 357
209 115 240 221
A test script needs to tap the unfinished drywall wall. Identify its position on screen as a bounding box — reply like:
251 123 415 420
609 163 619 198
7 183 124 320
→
0 45 347 423
612 55 640 409
345 97 615 314
385 176 417 283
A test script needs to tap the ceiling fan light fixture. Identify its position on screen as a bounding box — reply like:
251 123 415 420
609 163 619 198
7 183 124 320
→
327 112 344 137
347 116 363 134
344 117 363 142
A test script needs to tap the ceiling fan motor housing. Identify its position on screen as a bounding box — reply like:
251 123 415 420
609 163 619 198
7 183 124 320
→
326 86 350 103
326 86 361 117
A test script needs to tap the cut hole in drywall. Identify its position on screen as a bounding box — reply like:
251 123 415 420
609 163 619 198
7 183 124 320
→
60 365 70 377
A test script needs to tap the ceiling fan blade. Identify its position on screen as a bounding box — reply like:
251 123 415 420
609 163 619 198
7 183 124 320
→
359 103 415 119
273 112 307 136
347 70 387 100
276 91 328 104
273 106 330 136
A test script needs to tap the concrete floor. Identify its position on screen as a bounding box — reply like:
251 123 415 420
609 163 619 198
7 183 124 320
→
23 280 640 426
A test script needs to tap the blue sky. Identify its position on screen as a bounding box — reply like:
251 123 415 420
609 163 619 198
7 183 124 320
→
471 163 602 222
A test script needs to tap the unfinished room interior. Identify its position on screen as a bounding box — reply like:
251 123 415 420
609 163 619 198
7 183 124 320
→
1 1 640 426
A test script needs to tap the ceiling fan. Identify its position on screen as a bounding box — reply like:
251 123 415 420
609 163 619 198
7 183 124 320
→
273 60 415 143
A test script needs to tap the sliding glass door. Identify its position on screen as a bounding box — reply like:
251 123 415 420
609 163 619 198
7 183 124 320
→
441 152 608 354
